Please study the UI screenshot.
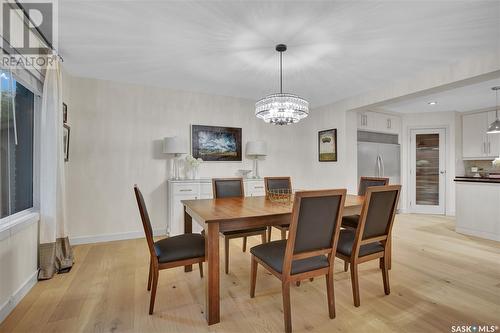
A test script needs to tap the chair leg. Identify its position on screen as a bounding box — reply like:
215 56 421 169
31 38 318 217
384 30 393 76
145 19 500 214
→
325 272 335 319
225 237 230 274
199 262 203 278
250 256 257 298
242 236 247 252
149 267 159 315
380 239 392 270
267 226 272 242
280 229 287 240
282 281 292 333
261 232 267 244
350 262 360 307
147 259 152 291
381 256 390 295
344 260 349 272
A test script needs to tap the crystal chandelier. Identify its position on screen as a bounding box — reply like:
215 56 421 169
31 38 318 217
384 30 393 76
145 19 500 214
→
255 44 309 125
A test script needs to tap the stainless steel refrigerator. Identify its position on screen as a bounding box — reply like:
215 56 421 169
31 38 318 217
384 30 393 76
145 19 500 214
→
358 134 400 185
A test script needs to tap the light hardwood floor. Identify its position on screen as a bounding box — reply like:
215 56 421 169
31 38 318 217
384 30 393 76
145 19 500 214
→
1 214 499 333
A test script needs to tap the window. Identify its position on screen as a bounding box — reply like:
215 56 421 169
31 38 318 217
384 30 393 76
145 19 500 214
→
0 69 35 219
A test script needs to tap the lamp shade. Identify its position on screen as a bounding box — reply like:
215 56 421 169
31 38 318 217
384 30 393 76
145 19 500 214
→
487 117 500 134
246 141 267 156
163 136 187 154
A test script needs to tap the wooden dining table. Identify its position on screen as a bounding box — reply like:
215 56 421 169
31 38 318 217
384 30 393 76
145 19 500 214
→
182 194 364 325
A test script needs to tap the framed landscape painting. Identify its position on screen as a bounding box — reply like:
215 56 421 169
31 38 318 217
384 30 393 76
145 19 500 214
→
318 128 337 162
191 125 242 161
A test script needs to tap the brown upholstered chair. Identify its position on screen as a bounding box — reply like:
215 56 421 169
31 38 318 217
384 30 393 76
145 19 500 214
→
250 189 346 333
342 177 389 229
265 177 292 241
134 185 205 314
341 177 390 271
336 185 401 307
212 178 267 274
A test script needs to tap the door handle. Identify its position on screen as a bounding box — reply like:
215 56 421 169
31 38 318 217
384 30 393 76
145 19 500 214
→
440 170 446 175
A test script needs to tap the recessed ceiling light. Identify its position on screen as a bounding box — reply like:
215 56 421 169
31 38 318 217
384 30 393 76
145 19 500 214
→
428 101 437 105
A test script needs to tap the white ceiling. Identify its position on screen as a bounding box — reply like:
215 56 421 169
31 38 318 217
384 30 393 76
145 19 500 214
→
59 1 500 108
379 77 500 113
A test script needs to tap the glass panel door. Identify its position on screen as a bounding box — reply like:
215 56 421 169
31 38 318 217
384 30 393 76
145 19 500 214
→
410 128 446 214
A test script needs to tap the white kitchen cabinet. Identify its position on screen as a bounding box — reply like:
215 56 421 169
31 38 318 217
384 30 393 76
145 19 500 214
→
462 111 499 159
487 111 500 156
167 178 265 236
357 111 400 134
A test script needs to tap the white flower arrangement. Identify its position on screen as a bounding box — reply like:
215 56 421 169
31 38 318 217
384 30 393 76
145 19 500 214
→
185 154 203 168
492 157 500 168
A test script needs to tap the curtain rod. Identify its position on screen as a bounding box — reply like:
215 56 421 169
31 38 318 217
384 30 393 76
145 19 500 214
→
13 0 64 62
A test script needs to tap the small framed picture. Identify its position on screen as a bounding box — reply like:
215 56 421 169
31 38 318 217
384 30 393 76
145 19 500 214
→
318 128 337 162
63 124 70 162
63 103 68 123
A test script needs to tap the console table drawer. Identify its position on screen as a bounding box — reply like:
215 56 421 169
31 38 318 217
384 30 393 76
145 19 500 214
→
172 183 199 195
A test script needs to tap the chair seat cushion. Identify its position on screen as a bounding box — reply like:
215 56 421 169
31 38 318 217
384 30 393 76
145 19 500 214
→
336 229 384 257
250 240 329 275
341 214 359 229
222 227 267 236
154 233 205 263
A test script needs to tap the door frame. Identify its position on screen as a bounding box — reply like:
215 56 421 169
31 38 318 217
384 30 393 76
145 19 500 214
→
407 127 447 214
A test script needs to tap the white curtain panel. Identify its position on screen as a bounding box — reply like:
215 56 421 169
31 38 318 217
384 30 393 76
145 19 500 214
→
38 57 73 280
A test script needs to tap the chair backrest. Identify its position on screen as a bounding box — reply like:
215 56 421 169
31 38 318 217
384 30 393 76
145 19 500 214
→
264 177 291 197
358 177 389 196
353 185 401 256
212 178 244 198
282 189 346 276
134 185 155 256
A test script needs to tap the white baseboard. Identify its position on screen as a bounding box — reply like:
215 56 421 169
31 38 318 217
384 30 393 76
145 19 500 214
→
0 270 38 324
455 227 500 242
70 228 167 245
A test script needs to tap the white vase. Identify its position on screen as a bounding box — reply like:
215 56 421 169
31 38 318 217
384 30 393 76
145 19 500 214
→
193 167 199 179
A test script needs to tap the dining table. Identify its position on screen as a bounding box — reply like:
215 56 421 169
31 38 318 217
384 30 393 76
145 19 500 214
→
182 194 364 325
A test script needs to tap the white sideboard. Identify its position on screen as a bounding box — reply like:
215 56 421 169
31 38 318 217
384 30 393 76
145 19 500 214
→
167 178 266 236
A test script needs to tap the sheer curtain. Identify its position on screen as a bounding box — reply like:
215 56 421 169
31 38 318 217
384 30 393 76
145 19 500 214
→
38 57 73 280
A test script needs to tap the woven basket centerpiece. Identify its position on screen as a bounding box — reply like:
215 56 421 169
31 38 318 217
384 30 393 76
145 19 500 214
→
267 188 293 204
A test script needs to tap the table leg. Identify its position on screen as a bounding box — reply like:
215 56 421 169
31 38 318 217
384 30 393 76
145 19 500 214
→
205 222 220 325
184 206 193 272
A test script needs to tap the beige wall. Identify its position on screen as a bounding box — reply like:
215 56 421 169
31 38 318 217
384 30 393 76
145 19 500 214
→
64 75 310 241
0 217 38 322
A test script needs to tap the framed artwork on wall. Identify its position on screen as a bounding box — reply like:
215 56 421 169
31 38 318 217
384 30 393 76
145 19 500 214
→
191 125 242 161
63 124 70 162
318 128 337 162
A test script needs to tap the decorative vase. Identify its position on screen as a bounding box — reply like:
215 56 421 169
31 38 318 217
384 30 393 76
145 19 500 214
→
193 166 199 179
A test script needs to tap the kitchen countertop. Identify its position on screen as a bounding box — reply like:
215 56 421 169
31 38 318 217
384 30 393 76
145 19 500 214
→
454 176 500 183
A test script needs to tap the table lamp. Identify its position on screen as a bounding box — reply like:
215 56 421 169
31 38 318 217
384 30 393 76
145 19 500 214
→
163 136 187 179
246 141 267 179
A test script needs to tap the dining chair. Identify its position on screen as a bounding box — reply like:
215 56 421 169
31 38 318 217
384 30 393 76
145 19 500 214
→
250 189 346 333
336 185 401 307
212 178 267 274
341 177 389 271
264 177 292 242
134 185 205 314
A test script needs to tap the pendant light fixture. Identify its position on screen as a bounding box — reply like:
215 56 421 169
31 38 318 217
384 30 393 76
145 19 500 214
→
487 86 500 134
255 44 309 125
